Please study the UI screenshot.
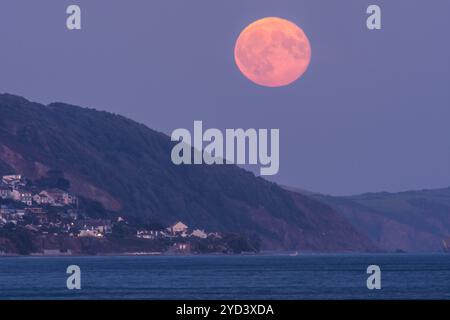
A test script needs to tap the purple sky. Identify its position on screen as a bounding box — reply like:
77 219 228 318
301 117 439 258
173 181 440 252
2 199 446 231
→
0 0 449 195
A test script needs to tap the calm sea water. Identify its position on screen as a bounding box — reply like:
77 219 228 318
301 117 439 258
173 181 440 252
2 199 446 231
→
0 254 449 300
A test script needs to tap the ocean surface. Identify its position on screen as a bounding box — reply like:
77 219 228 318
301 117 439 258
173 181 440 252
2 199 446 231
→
0 254 449 300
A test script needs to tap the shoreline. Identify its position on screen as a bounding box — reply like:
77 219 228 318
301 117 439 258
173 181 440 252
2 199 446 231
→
1 251 448 258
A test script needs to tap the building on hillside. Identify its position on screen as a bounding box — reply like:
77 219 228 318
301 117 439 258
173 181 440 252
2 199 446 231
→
136 230 154 239
2 174 22 182
78 229 104 238
32 194 41 204
136 230 166 239
41 189 66 205
20 191 33 206
34 193 55 205
191 229 208 239
77 219 112 234
167 221 188 234
40 189 76 206
2 175 24 189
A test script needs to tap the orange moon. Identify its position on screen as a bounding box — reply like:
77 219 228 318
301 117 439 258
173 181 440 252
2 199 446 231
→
234 17 311 87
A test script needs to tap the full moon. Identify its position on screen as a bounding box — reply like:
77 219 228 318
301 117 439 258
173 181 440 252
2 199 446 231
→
234 17 311 87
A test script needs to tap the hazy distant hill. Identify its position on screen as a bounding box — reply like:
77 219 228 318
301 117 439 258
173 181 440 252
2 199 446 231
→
0 93 376 252
313 188 450 252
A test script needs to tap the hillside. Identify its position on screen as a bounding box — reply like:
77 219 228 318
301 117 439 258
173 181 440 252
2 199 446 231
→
0 93 376 252
313 188 450 252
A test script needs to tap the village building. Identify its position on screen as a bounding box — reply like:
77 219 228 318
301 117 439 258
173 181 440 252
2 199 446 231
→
137 229 170 239
136 230 154 239
78 229 104 238
2 174 22 183
34 193 54 205
167 221 188 234
77 219 112 234
2 175 25 190
32 194 41 204
191 229 208 239
20 190 33 206
40 189 76 206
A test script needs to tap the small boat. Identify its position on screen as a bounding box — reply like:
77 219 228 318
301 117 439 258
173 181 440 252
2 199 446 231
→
289 251 299 256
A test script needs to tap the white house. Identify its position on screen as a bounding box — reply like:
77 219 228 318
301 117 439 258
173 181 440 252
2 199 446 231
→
78 229 104 238
191 229 207 239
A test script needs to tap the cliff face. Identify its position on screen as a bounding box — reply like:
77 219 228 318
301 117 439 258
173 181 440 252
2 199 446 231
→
0 93 376 251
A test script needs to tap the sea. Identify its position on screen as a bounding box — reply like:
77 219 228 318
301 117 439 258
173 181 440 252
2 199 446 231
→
0 253 449 300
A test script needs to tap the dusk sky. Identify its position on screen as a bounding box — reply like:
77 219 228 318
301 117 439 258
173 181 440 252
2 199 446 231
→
0 0 449 195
